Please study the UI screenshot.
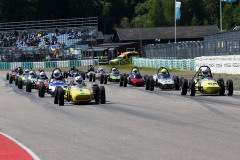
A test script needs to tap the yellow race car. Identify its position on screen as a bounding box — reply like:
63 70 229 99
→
180 66 233 96
53 77 106 106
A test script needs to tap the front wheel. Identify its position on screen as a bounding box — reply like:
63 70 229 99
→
6 73 9 80
39 82 45 98
217 78 225 96
26 80 32 92
145 77 150 90
149 78 154 91
18 78 23 89
92 73 96 82
54 86 60 104
58 87 64 106
189 80 195 96
15 76 18 86
123 76 127 87
104 75 108 84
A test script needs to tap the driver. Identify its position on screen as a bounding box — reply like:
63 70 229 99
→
71 66 76 71
39 72 48 80
111 67 118 74
161 69 170 78
51 70 64 82
199 67 210 79
73 76 85 86
25 69 30 74
98 67 104 73
132 68 138 75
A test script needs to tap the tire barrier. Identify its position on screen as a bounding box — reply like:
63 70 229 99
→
0 59 99 69
132 57 195 71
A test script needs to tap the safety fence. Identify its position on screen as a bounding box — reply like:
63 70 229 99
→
195 55 240 74
0 59 99 70
132 57 195 71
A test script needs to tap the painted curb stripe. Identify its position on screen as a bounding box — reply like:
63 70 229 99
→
0 132 40 160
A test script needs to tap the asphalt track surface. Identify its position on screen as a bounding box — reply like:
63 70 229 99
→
1 71 240 160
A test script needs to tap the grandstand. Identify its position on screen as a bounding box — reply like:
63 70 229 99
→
0 17 98 62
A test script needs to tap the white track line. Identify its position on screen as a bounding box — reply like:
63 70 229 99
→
0 132 41 160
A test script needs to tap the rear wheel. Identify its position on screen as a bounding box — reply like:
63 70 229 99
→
58 87 64 106
6 73 9 80
174 76 180 90
180 79 188 95
189 80 195 96
226 79 233 96
92 73 96 82
89 73 93 81
93 84 100 103
26 80 32 92
9 74 13 84
149 78 154 91
217 78 225 96
145 77 150 90
100 74 104 84
100 86 106 104
123 76 127 87
144 75 148 81
104 75 108 84
81 72 85 80
39 82 45 98
15 76 18 86
119 75 123 87
18 78 23 89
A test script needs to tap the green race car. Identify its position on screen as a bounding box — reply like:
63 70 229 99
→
103 66 123 84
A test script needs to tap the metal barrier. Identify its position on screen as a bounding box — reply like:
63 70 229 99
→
144 42 204 59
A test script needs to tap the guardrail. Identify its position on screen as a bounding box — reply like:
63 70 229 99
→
132 57 195 71
0 59 99 70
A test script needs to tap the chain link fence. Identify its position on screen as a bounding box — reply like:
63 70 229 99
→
144 42 204 59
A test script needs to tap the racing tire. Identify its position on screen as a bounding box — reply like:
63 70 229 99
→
9 74 13 84
93 73 96 82
119 75 123 87
89 73 93 82
81 73 85 80
179 77 184 87
217 78 225 96
149 78 154 91
226 79 233 96
100 74 104 84
15 76 18 86
18 78 23 89
63 72 66 78
26 80 32 92
93 84 100 103
123 76 127 87
100 86 106 104
58 87 64 106
104 75 108 84
54 86 60 104
180 79 188 95
39 82 45 98
6 73 9 80
174 76 180 90
122 73 126 77
144 75 148 81
189 80 195 96
145 77 150 90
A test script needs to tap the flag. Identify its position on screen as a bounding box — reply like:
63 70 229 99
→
222 0 236 2
176 2 181 20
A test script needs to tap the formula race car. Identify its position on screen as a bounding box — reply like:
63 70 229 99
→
94 66 108 84
85 65 95 81
17 70 38 92
63 66 85 79
38 68 68 98
34 70 49 91
7 67 23 84
104 66 121 84
180 66 233 96
146 67 180 91
53 75 106 106
119 67 146 87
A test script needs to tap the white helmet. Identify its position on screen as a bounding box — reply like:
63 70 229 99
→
202 67 209 77
40 72 46 79
99 67 104 72
53 70 61 79
112 68 117 72
132 68 138 74
74 76 83 85
25 69 30 74
29 71 35 75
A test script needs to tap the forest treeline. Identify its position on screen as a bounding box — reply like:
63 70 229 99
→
0 0 239 33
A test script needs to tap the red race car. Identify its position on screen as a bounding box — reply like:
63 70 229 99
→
119 67 147 87
34 71 49 90
6 67 23 84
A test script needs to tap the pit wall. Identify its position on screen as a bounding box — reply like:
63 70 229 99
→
0 59 99 70
194 55 240 74
132 57 195 71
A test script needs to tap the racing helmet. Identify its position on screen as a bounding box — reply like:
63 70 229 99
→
74 76 83 85
132 68 138 74
53 70 61 79
99 67 104 72
40 72 46 79
161 68 167 76
112 67 117 73
202 67 209 77
29 71 35 76
25 69 30 74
